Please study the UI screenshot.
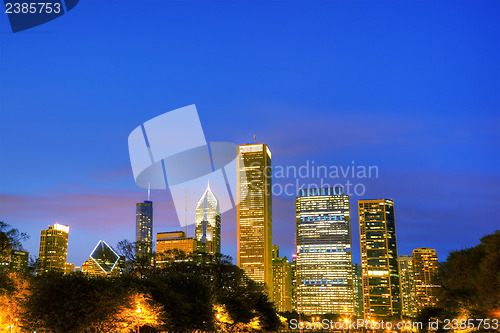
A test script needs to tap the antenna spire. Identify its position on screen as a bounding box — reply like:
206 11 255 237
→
147 182 151 201
253 134 256 143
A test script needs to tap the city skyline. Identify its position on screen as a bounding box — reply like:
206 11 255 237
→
1 0 498 270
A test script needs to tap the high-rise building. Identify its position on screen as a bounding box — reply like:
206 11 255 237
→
412 248 440 310
358 199 400 319
353 263 364 318
156 231 198 258
64 262 75 275
195 182 221 254
136 200 153 255
272 245 293 312
296 187 354 315
0 249 29 273
38 223 69 273
290 256 297 311
237 143 273 299
82 240 122 277
398 255 417 317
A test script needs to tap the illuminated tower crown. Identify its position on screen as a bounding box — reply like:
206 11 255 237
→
195 182 221 254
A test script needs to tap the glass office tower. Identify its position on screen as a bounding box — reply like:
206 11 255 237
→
195 182 221 254
296 187 354 315
413 248 440 310
398 255 417 317
272 245 293 312
136 200 153 255
353 263 364 318
237 143 273 299
358 199 400 319
38 223 69 273
84 240 121 277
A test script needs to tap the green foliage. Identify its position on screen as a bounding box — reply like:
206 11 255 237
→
0 221 29 258
438 230 500 318
5 245 280 332
21 272 133 333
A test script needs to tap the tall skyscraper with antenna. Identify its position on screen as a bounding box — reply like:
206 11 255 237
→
136 186 153 255
195 182 221 254
237 142 273 300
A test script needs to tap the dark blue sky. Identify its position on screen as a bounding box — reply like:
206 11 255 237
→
1 0 499 267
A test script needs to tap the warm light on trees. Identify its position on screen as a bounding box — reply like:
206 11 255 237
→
0 274 28 333
112 293 164 333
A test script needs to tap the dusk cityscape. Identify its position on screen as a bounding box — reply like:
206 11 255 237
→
1 0 499 332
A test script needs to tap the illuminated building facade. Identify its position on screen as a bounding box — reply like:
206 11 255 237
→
156 231 198 256
358 199 400 318
82 240 121 277
272 245 293 312
353 263 364 318
38 223 69 273
412 248 440 310
136 200 153 255
195 182 221 254
291 257 297 311
64 262 75 274
398 255 417 317
296 187 354 315
237 143 273 299
0 250 29 273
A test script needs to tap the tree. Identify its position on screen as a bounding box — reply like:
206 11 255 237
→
116 239 154 278
438 230 500 318
108 293 164 333
0 221 29 256
0 273 30 333
21 272 134 332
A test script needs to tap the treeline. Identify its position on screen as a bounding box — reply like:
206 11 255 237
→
0 221 281 333
417 230 500 329
1 252 282 332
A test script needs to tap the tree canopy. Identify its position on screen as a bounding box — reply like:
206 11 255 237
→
438 230 500 318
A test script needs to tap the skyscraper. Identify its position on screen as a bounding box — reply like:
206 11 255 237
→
291 256 297 311
38 223 69 273
136 199 153 255
272 245 293 312
195 182 221 254
398 255 417 317
0 250 29 273
237 143 273 299
358 199 400 318
82 240 122 277
412 248 440 310
296 187 354 315
353 263 364 318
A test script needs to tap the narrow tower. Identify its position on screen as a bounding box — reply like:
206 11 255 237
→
237 142 273 300
136 189 153 255
195 181 221 254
